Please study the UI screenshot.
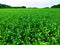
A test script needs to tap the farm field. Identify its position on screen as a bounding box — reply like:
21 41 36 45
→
0 8 60 45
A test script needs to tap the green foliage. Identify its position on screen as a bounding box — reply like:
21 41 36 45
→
0 8 60 45
0 3 11 8
51 4 60 8
0 3 26 8
12 6 26 8
44 7 49 8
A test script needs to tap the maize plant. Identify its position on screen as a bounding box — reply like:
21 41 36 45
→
0 8 60 45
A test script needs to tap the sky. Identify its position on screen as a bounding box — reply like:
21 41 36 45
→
0 0 60 8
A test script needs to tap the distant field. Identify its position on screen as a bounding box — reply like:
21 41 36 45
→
0 8 60 45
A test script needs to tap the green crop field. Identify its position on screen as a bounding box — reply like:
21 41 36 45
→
0 8 60 45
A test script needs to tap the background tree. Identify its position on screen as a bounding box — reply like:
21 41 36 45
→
0 3 26 8
44 7 49 8
20 6 26 8
0 3 11 8
51 4 60 8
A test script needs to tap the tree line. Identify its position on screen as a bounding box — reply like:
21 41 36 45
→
45 4 60 8
51 4 60 8
0 3 60 8
0 3 26 8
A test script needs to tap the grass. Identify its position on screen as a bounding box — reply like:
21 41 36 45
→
0 8 60 45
